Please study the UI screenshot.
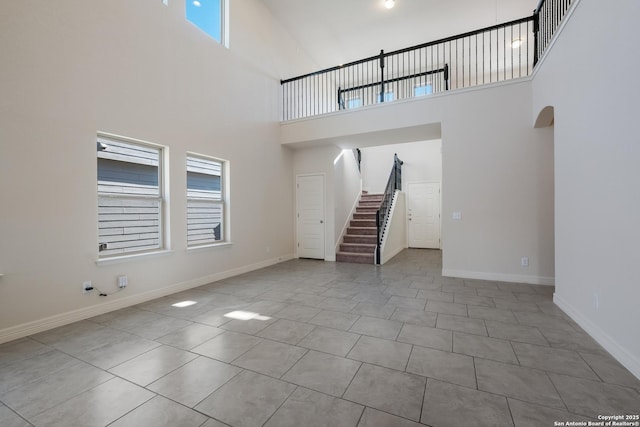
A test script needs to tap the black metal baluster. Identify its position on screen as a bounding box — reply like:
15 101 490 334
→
502 26 506 81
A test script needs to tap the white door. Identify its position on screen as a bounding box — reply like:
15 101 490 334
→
296 175 325 259
407 182 440 249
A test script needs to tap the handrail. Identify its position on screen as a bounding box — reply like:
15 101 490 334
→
534 0 547 15
280 3 573 121
338 65 448 110
533 0 573 65
281 16 535 120
376 154 403 264
280 16 533 85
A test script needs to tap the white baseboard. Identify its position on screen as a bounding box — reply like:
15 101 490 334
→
442 269 555 286
0 254 294 345
554 294 640 381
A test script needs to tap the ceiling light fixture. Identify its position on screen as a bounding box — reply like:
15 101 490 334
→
384 0 395 9
511 39 523 49
193 0 201 6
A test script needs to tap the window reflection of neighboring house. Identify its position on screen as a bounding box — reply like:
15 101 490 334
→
186 157 223 244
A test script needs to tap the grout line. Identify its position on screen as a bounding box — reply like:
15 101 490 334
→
8 251 629 425
340 361 364 399
545 370 571 412
472 356 479 389
505 395 517 427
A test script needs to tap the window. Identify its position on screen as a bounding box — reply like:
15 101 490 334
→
347 97 362 109
186 154 227 247
415 84 433 97
379 91 394 102
97 134 165 258
186 0 226 45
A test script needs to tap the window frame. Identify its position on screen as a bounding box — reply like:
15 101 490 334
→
185 0 229 48
186 152 229 248
96 132 167 259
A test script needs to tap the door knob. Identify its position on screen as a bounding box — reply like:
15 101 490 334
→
320 220 324 224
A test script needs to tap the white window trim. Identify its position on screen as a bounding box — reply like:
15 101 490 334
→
97 132 169 260
186 241 233 252
186 152 230 248
95 250 174 266
222 0 230 48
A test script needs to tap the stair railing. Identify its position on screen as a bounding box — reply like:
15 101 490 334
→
375 154 403 264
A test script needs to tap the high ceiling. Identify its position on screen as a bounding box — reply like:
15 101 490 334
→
262 0 537 72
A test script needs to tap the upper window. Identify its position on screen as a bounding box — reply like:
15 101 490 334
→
97 135 165 258
415 84 433 97
186 154 227 247
186 0 226 45
347 97 362 109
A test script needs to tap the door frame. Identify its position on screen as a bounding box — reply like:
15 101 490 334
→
405 180 442 249
295 173 326 260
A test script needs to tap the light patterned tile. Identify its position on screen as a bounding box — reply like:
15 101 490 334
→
297 327 360 357
344 364 425 421
349 316 403 340
282 351 361 397
30 378 154 427
195 370 296 427
265 387 363 427
232 339 307 378
147 357 241 407
347 336 412 371
422 379 513 427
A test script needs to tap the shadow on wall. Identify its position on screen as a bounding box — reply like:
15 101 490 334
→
535 105 554 128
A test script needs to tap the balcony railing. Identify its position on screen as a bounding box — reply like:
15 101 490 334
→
534 0 574 65
280 0 572 121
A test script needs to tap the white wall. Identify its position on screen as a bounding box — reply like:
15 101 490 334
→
381 191 407 264
532 0 640 378
292 145 342 261
0 0 314 340
285 80 555 285
361 140 442 194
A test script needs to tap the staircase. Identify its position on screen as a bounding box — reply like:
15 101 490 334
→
336 192 383 264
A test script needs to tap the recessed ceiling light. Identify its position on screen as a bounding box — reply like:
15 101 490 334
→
384 0 395 9
193 0 201 6
511 39 523 49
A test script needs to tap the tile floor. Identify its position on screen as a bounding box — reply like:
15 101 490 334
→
1 249 638 427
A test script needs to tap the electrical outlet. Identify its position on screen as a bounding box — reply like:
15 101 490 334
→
118 276 128 288
521 257 529 267
83 281 93 294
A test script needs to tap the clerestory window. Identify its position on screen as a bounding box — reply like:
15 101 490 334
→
186 0 228 46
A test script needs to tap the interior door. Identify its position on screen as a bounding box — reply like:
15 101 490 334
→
407 182 440 249
296 174 325 259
